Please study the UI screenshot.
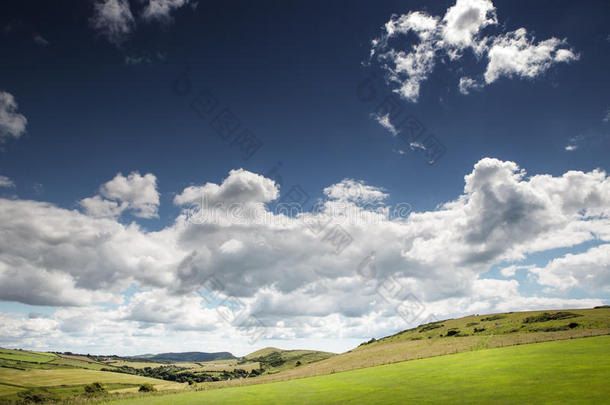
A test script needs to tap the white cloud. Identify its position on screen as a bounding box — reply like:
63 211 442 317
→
0 176 15 188
80 172 160 218
484 28 578 84
1 158 610 353
529 244 610 292
371 0 578 102
90 0 195 45
442 0 497 54
323 179 388 204
141 0 194 21
498 264 534 277
565 144 578 151
90 0 135 45
373 113 398 135
0 91 27 142
459 76 484 94
79 195 128 218
174 168 278 207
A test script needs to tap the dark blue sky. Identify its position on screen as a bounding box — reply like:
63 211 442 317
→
2 0 608 228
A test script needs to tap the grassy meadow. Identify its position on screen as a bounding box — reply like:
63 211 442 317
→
1 307 609 404
106 335 610 405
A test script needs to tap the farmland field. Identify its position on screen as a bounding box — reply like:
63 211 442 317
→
106 335 610 405
0 368 178 388
1 308 609 404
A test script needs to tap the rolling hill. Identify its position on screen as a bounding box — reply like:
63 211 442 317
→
130 352 236 363
1 307 609 404
107 335 610 404
241 347 335 374
188 307 610 388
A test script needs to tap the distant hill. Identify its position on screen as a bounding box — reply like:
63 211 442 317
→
244 347 283 360
242 347 335 373
130 351 236 362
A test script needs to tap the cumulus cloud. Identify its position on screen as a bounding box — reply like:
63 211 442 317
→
371 0 578 102
441 0 497 54
323 179 388 204
0 91 27 142
1 159 609 352
174 169 278 207
484 28 578 84
528 244 610 292
80 172 160 218
90 0 135 45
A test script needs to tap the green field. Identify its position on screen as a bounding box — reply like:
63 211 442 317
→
2 308 609 404
0 349 184 403
107 335 610 404
197 308 610 388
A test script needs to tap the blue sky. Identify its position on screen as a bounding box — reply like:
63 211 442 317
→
0 0 609 356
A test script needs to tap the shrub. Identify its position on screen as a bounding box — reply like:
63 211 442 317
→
295 361 302 366
84 382 106 395
480 315 507 322
522 312 581 324
187 379 195 385
446 329 460 337
473 327 486 333
139 383 156 392
419 323 444 332
18 390 52 403
359 337 377 346
466 322 479 327
529 323 578 332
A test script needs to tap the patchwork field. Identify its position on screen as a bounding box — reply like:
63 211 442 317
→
0 350 184 403
106 335 610 404
2 308 609 404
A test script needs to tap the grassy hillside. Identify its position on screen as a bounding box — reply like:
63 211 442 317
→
193 307 610 388
106 335 610 404
241 347 335 374
2 307 608 403
0 349 184 403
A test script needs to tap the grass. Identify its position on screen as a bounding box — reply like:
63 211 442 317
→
0 368 181 388
105 335 610 404
242 347 335 374
1 308 609 403
0 348 56 364
103 361 168 370
191 308 610 389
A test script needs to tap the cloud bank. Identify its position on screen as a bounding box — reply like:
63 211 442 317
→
0 158 608 353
